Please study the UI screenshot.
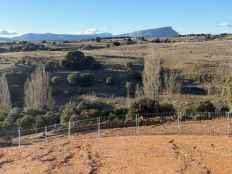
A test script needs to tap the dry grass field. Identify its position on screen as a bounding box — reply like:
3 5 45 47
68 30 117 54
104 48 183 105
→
88 39 232 74
1 39 230 108
1 39 232 72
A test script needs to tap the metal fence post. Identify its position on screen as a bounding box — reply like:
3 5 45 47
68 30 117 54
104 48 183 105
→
45 126 47 143
135 114 137 135
68 120 71 137
136 114 139 135
18 128 21 148
97 117 101 137
227 112 231 137
137 114 140 135
177 112 182 134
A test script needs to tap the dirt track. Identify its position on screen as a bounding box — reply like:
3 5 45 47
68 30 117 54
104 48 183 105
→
1 135 232 174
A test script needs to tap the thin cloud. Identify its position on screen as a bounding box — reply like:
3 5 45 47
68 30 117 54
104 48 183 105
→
76 28 104 35
219 22 232 28
0 30 18 35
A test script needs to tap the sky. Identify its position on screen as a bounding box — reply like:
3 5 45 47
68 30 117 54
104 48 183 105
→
0 0 232 36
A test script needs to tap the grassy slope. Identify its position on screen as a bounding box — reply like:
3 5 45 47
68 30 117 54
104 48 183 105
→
0 39 231 108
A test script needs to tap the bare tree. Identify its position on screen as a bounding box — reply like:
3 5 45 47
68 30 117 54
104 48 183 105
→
223 76 232 109
0 74 12 112
135 83 143 99
125 82 132 108
24 64 50 109
217 63 232 108
143 46 160 102
160 68 183 94
215 63 230 97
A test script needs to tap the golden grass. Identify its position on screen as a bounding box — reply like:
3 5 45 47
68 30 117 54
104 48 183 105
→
1 39 232 74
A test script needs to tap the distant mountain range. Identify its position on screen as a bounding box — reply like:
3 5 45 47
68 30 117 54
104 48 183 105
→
119 27 178 38
0 27 178 42
0 37 13 43
13 33 113 42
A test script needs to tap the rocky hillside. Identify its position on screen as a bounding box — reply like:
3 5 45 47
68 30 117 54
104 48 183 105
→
119 26 179 38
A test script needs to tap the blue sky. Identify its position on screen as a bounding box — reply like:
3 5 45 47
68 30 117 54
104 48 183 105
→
0 0 232 36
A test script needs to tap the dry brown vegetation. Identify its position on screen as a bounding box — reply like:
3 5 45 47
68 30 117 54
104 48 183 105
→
24 65 50 109
143 47 160 101
1 39 232 109
0 74 11 112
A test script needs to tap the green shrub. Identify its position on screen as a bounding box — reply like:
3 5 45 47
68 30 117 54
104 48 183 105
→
96 37 101 42
43 111 59 125
196 101 216 112
61 51 100 70
60 99 113 124
113 41 121 47
17 115 35 129
34 115 46 128
67 73 78 85
9 107 22 114
80 109 101 118
61 51 85 69
2 113 22 128
112 108 128 120
184 104 198 113
0 113 7 122
184 101 216 113
220 106 230 112
0 113 7 128
24 108 47 116
85 56 101 69
126 62 133 70
105 76 113 85
20 111 58 129
153 38 161 43
51 76 63 85
128 98 160 119
80 73 95 87
60 103 77 125
126 38 136 45
77 100 113 111
46 61 60 72
160 103 176 113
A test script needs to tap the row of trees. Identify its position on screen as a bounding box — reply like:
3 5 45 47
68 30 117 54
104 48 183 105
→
0 50 102 113
0 64 50 112
24 65 51 109
0 74 12 112
142 47 184 101
1 47 232 120
142 46 232 110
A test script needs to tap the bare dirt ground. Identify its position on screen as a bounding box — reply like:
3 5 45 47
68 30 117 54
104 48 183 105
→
1 119 232 174
1 135 232 174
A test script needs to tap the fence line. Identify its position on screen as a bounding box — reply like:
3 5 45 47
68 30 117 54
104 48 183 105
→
1 111 232 148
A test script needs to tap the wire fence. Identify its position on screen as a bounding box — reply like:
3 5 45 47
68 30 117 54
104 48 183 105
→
1 111 232 148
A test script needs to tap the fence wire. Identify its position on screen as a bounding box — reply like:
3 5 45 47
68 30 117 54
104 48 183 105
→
0 112 232 148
